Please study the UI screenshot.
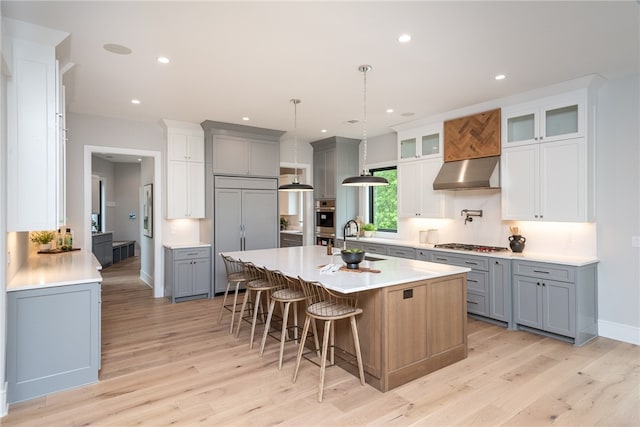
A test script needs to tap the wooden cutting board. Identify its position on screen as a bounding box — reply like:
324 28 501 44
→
444 108 501 162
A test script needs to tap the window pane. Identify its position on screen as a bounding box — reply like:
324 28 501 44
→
370 168 397 232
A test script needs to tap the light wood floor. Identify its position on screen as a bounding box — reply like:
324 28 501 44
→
3 257 639 426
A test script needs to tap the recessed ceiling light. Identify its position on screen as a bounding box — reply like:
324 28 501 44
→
386 108 394 113
131 99 141 105
398 34 411 43
495 74 506 81
321 129 327 133
242 117 250 121
103 43 132 55
157 56 170 64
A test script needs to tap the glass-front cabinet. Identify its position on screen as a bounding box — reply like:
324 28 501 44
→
502 91 585 147
397 122 442 161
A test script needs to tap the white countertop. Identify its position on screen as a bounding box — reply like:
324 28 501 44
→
163 242 212 249
8 250 103 292
280 230 303 234
343 237 598 267
221 245 469 294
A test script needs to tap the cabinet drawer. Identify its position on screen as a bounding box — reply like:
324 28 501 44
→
428 252 489 271
466 292 488 316
466 271 488 293
359 243 388 255
173 247 211 260
388 246 416 259
513 260 574 282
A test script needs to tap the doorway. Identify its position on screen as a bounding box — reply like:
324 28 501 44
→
84 145 164 298
279 162 313 245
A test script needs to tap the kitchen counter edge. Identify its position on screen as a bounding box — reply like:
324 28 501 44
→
8 249 103 292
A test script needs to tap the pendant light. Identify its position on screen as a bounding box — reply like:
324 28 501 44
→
279 98 314 192
342 65 389 187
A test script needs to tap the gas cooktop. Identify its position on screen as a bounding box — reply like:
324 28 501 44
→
434 243 509 253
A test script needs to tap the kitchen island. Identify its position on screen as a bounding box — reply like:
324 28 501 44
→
222 245 470 392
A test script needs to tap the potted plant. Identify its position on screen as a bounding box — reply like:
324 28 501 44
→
30 230 56 251
362 223 376 238
280 217 289 230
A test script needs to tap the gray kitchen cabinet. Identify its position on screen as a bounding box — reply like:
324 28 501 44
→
313 146 337 199
311 136 360 237
92 232 113 267
7 282 101 404
201 121 284 178
164 246 211 303
489 258 513 327
346 240 415 259
513 259 597 345
280 232 303 247
422 250 513 326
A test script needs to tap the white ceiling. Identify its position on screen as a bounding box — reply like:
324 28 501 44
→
3 1 639 143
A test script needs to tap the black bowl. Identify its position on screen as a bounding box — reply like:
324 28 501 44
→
341 250 365 269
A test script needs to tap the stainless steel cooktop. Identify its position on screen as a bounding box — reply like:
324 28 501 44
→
434 243 509 253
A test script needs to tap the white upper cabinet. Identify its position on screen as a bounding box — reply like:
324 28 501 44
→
6 19 69 231
163 120 205 219
501 85 597 222
502 91 585 147
398 158 453 219
397 123 442 162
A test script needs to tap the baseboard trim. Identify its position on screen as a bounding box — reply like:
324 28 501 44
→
598 319 640 345
1 381 8 417
139 271 153 289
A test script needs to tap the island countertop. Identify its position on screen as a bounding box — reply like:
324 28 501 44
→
7 249 103 292
221 245 469 294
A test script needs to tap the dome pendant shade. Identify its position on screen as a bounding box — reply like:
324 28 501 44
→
279 177 314 192
342 65 389 187
279 98 314 192
342 170 388 186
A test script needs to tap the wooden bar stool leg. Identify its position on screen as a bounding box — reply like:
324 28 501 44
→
277 301 293 370
229 283 241 334
311 318 321 358
350 316 366 385
248 290 263 349
217 281 232 324
329 321 335 365
293 301 299 343
234 286 250 337
318 319 332 402
259 299 276 356
292 316 311 384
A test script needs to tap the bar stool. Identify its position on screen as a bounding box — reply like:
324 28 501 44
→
218 254 250 334
235 263 277 349
292 277 365 402
259 270 320 370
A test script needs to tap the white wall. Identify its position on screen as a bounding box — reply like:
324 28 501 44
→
595 74 640 343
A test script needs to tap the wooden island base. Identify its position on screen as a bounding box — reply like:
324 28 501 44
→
331 273 467 392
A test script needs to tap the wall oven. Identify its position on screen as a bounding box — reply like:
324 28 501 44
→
315 199 336 246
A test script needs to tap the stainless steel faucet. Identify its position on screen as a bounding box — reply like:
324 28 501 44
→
343 220 359 249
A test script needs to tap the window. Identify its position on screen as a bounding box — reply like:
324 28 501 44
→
368 166 397 232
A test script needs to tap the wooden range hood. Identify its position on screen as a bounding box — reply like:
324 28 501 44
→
433 108 501 191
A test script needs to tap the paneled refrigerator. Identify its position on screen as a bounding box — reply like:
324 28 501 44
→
212 176 279 294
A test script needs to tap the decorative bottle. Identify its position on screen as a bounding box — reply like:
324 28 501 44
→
64 228 73 248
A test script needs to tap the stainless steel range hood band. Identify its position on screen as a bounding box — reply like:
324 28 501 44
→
432 156 500 190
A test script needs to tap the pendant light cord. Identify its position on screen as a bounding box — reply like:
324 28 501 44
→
362 67 368 174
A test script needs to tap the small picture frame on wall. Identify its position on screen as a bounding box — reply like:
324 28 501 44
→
143 183 153 238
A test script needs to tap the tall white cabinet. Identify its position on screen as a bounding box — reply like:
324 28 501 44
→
501 83 601 222
162 120 205 219
5 19 69 231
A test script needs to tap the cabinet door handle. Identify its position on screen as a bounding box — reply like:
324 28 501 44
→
468 279 478 283
435 257 448 261
465 261 478 266
542 282 546 287
467 300 478 305
533 270 550 274
537 282 541 286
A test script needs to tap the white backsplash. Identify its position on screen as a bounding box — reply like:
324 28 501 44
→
390 189 597 258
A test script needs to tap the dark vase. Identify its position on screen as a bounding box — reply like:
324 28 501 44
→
509 235 526 253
